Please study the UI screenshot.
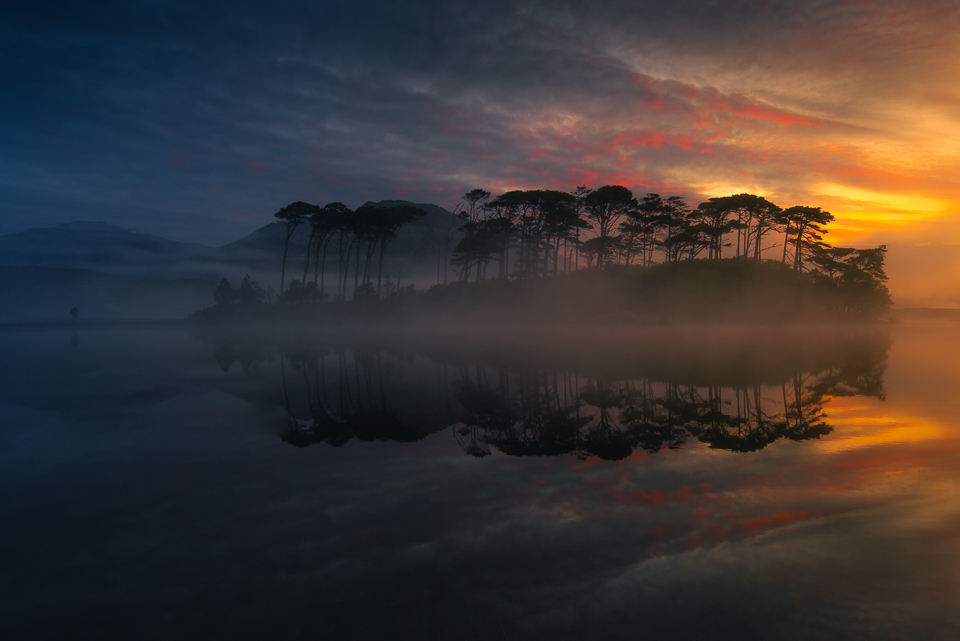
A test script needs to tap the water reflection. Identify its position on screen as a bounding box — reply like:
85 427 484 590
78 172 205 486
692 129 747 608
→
10 325 960 640
205 327 889 459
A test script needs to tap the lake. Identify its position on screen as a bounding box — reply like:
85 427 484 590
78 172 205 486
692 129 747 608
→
2 322 959 640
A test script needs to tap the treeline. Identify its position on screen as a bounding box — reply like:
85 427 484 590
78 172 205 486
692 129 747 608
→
270 201 427 303
208 201 431 307
448 187 887 291
206 184 889 314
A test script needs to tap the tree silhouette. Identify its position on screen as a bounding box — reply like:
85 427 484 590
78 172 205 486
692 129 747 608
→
255 185 888 319
307 201 351 300
451 222 500 282
213 278 236 306
584 185 636 268
371 205 427 297
237 274 265 305
782 206 834 270
744 196 783 261
275 201 317 300
693 197 736 259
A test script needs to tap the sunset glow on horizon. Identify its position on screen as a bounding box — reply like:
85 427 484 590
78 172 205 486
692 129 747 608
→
4 0 960 303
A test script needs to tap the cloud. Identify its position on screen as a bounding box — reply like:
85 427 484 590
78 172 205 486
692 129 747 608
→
2 0 959 248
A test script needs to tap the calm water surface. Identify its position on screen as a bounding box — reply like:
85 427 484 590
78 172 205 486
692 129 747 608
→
2 323 960 640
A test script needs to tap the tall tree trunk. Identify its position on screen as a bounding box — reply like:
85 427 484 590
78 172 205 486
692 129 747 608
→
734 214 743 258
377 239 387 298
500 240 508 280
302 235 313 285
354 240 361 297
782 382 790 427
518 239 524 279
320 243 329 300
793 224 806 271
280 231 292 302
337 231 343 298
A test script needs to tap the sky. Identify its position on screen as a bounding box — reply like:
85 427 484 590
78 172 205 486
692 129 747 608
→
2 0 959 250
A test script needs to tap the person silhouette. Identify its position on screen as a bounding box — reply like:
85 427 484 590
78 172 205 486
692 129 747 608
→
71 306 80 323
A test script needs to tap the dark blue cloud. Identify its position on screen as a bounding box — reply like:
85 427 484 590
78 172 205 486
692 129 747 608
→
2 1 957 243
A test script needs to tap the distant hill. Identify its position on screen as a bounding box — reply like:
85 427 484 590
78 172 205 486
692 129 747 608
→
0 221 219 279
0 201 460 285
0 201 461 319
0 221 186 257
360 200 463 285
890 308 960 321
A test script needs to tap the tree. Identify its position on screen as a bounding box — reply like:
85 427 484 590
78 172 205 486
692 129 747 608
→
483 191 524 279
213 278 236 306
697 194 780 260
381 273 396 298
517 190 577 277
237 274 266 305
462 188 491 222
694 198 735 259
438 200 465 285
275 201 317 301
581 236 622 268
782 206 834 270
348 207 380 297
658 196 694 262
369 205 427 296
838 245 891 315
584 185 636 268
308 201 351 301
809 244 856 279
542 192 588 274
743 196 783 261
452 220 499 281
622 194 663 266
569 185 592 270
846 245 888 283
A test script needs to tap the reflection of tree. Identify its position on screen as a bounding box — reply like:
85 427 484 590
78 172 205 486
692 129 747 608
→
450 347 885 459
204 327 889 460
688 384 804 453
618 380 688 454
280 346 425 447
452 368 591 457
212 336 268 374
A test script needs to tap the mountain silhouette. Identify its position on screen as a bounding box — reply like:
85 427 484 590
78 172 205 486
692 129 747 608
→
0 201 458 281
0 201 460 320
0 221 214 279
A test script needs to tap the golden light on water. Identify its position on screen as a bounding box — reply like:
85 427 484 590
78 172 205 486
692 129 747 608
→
816 399 947 455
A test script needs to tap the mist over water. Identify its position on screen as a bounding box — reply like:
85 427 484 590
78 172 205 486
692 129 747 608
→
2 323 960 639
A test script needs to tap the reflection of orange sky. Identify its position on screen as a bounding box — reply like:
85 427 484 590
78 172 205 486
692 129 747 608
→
815 396 947 454
562 390 960 555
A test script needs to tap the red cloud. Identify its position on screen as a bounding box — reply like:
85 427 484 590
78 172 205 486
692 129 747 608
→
737 510 816 534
